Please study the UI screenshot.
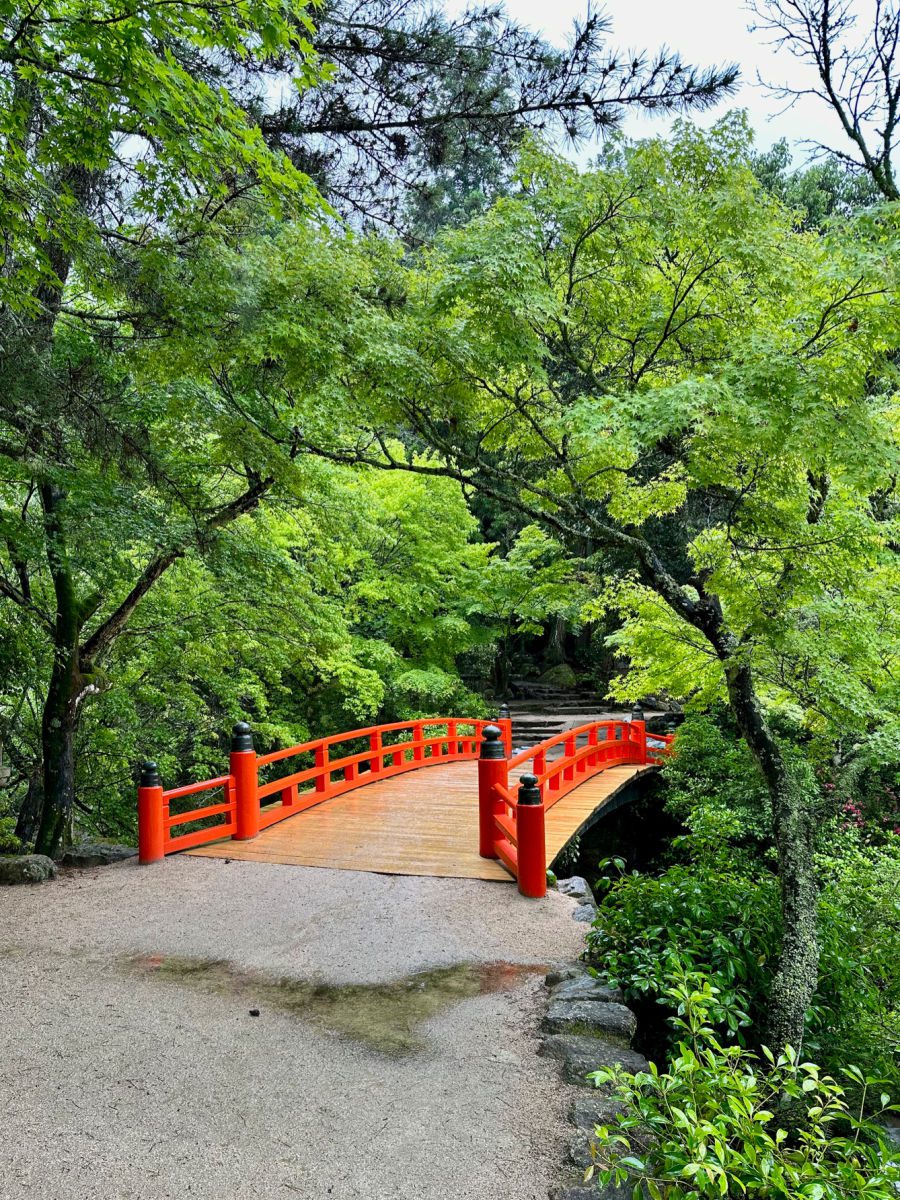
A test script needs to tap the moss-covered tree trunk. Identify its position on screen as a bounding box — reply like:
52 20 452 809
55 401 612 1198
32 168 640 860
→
723 658 819 1051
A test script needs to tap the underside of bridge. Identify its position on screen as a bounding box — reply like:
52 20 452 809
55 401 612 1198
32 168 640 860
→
187 761 658 882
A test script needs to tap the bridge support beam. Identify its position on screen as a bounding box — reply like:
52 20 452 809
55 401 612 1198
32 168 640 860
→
478 725 507 859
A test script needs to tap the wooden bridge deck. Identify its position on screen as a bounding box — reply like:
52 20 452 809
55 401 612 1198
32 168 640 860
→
187 761 653 881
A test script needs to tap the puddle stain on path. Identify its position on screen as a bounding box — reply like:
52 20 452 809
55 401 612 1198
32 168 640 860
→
128 955 545 1054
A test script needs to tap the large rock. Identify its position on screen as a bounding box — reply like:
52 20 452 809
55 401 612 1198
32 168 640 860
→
0 854 57 885
572 903 597 924
557 876 594 904
60 842 137 868
545 963 590 987
542 1000 636 1046
550 975 624 1005
539 1034 649 1085
569 1094 625 1131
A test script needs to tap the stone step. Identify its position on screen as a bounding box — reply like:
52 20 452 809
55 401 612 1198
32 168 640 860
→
538 1034 650 1086
542 1000 636 1047
549 976 623 1006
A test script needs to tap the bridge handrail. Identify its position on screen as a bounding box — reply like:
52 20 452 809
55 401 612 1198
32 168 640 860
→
256 717 485 767
137 715 508 863
479 718 676 900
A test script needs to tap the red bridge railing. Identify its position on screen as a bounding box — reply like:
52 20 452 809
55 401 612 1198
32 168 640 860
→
137 716 503 864
478 719 674 899
137 712 673 896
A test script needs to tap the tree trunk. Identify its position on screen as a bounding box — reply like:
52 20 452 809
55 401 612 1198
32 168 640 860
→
724 658 819 1051
33 650 79 856
14 768 44 845
32 484 83 858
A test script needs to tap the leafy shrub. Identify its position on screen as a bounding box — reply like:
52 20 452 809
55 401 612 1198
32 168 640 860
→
586 861 780 1045
587 972 900 1200
659 714 773 869
586 846 900 1093
814 833 900 1093
0 815 22 854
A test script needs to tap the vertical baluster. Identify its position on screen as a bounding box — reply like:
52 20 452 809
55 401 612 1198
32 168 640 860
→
315 742 329 795
370 729 382 775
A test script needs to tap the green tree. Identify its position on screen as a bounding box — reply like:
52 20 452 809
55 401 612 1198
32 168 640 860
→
752 139 880 229
263 0 740 231
293 118 900 1049
463 525 588 696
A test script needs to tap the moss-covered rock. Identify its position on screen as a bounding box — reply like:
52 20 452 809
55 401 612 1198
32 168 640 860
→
0 854 57 884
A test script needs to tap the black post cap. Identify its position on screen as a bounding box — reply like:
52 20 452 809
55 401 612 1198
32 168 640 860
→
630 702 645 723
231 721 254 752
518 773 542 805
139 761 161 788
479 724 506 760
498 702 511 721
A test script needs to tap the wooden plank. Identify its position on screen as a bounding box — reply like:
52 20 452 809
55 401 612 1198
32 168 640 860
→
187 761 650 882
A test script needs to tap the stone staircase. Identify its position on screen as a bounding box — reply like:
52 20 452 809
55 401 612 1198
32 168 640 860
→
501 679 640 757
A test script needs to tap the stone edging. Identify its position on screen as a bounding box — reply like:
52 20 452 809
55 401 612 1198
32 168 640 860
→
541 874 646 1200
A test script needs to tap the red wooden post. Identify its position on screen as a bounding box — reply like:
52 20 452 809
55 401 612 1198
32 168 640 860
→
478 725 508 859
632 720 647 763
137 761 165 864
369 730 382 774
516 774 546 898
413 721 425 763
630 703 647 764
446 720 457 759
315 743 330 794
231 722 259 841
563 733 576 782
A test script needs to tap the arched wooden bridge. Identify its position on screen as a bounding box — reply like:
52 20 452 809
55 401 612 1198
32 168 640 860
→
137 716 673 897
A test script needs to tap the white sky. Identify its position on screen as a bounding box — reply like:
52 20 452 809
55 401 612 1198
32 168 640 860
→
493 0 872 163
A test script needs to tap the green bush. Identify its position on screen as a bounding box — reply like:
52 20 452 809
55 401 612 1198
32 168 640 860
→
586 861 780 1045
814 834 900 1093
587 972 900 1200
586 847 900 1093
0 815 22 854
659 713 773 870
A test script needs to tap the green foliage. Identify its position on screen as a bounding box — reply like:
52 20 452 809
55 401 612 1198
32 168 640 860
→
814 835 900 1094
0 0 323 310
587 862 780 1044
660 714 772 868
587 971 900 1200
752 140 881 231
0 816 22 854
585 841 900 1092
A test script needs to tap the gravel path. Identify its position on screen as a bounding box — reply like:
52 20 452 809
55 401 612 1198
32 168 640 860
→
0 857 584 1200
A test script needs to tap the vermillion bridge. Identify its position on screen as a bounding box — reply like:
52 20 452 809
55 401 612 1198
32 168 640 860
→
137 715 673 897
